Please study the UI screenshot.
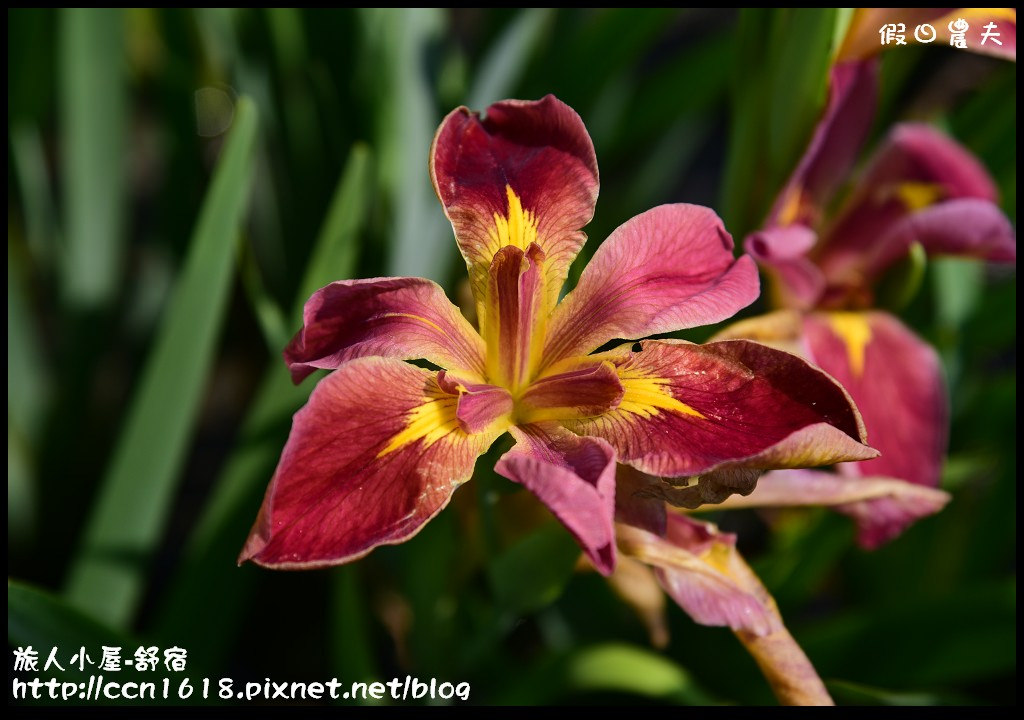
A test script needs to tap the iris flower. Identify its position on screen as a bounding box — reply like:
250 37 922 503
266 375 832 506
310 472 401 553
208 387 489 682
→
722 61 1016 547
239 95 876 579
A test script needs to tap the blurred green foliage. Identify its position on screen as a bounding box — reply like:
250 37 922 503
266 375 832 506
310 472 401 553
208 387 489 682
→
7 8 1016 706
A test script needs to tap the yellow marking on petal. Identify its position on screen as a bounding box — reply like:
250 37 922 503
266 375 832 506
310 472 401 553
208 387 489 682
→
701 540 735 577
827 312 872 378
486 185 539 258
377 394 461 458
776 187 805 226
894 182 944 212
617 368 705 420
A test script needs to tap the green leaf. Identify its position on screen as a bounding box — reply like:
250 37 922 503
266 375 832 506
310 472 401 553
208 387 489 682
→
59 8 127 308
720 8 773 236
496 642 717 704
9 124 61 266
152 144 375 674
488 521 583 614
565 643 716 703
877 240 927 312
294 143 374 312
330 567 377 684
932 256 984 332
8 244 51 545
467 9 553 110
830 8 855 62
360 8 451 283
64 97 259 630
9 579 131 655
802 579 1016 687
766 8 835 185
827 680 946 706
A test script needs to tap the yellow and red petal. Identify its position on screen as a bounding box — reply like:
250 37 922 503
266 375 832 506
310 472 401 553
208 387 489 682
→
802 311 947 488
543 204 759 367
430 95 599 314
284 278 486 383
436 370 514 436
564 339 876 498
480 243 547 390
717 469 951 549
517 360 623 424
239 357 501 568
494 423 618 574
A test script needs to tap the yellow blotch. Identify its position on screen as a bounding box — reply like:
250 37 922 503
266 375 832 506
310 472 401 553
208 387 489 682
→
827 312 872 377
776 187 805 226
894 182 944 212
487 185 538 257
377 394 461 458
701 540 736 578
617 368 705 420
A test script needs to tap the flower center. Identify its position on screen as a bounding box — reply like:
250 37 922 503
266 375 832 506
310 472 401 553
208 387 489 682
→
478 187 547 394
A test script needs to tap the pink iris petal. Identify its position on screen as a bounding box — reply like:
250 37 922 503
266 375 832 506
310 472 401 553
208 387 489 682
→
544 204 759 366
865 198 1016 278
618 515 779 636
861 123 999 201
745 225 826 310
284 277 486 384
716 469 952 549
431 94 599 310
618 514 834 704
436 371 513 435
817 123 1006 291
565 339 876 493
495 424 618 575
802 311 947 488
239 357 499 568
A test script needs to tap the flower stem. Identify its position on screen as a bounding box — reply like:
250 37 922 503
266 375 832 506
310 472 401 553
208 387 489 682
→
734 626 834 706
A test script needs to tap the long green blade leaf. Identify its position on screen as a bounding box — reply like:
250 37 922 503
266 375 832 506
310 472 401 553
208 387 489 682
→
65 98 259 629
152 144 374 673
59 8 126 308
361 8 451 283
9 579 130 656
467 9 553 110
